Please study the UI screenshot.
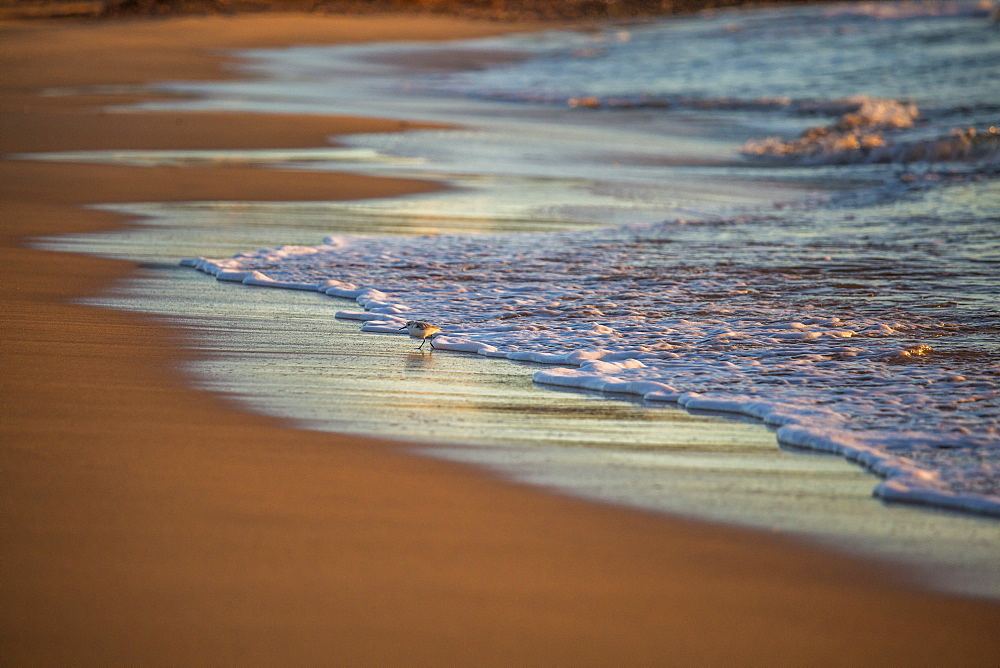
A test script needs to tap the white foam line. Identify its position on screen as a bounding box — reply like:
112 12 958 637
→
181 255 1000 519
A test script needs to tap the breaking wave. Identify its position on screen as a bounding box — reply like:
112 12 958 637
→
742 96 1000 166
476 88 1000 167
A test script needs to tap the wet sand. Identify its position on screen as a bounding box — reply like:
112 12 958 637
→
2 13 999 665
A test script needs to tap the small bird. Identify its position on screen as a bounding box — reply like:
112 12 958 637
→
399 320 442 350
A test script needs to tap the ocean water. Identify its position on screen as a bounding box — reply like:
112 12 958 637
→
165 1 1000 516
32 1 1000 593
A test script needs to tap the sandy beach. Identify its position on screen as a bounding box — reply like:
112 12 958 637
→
2 12 999 665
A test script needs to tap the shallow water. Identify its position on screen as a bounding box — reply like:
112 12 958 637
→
34 0 1000 595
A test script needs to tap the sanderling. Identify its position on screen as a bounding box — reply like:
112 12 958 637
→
399 320 442 350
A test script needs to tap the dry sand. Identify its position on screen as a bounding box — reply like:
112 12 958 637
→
2 13 999 665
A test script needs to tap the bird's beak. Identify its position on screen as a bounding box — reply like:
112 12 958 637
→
398 325 407 331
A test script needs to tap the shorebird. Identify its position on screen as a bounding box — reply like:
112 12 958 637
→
399 320 442 350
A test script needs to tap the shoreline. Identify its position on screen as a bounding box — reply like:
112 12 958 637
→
3 13 999 664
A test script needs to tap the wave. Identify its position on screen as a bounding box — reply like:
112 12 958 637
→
744 124 1000 166
743 96 1000 166
179 219 1000 519
483 88 999 168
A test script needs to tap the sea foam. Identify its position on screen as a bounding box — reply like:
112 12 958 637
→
181 215 1000 518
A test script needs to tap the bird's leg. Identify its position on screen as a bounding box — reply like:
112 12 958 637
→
418 338 427 350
